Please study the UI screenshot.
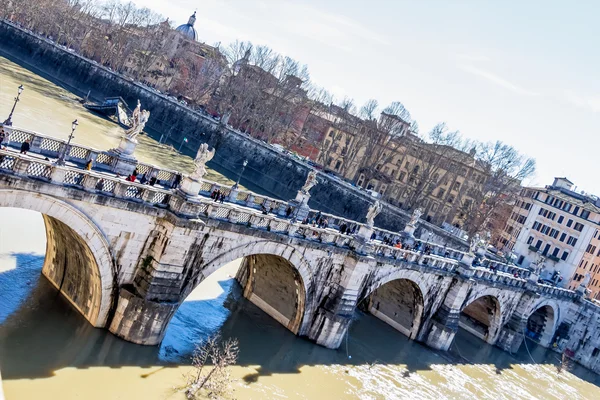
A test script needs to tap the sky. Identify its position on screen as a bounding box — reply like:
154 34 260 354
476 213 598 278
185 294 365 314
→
132 0 600 193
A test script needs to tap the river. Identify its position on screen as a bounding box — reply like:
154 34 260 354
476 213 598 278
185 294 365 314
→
0 55 599 399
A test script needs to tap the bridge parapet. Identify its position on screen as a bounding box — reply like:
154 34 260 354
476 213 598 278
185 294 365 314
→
0 143 579 301
471 266 527 289
536 283 577 300
480 259 531 279
372 243 459 273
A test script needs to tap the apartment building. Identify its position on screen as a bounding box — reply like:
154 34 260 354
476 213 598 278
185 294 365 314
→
568 229 600 300
512 178 600 289
497 191 533 253
355 134 489 228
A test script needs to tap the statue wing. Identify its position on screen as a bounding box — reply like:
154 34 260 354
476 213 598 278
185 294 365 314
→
207 148 216 162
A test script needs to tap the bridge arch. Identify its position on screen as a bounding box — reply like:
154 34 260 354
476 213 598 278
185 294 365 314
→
523 299 559 347
361 270 429 340
459 291 503 344
0 189 114 327
184 240 314 335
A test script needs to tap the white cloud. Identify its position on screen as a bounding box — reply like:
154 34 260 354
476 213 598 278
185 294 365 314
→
458 64 539 96
565 91 600 113
456 54 490 62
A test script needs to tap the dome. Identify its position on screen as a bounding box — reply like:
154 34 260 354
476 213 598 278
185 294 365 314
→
175 11 198 41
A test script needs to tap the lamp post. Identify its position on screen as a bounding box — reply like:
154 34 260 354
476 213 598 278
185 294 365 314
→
56 119 78 166
233 159 248 189
3 85 24 126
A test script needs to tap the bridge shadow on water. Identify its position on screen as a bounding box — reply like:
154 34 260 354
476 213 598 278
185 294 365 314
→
1 252 599 390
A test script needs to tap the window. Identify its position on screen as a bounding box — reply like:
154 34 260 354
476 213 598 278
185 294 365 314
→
567 219 573 228
453 181 461 191
552 247 560 257
539 208 544 215
558 215 564 224
535 239 542 249
542 225 550 235
567 236 578 246
581 210 590 220
533 222 541 230
525 203 532 210
561 251 569 261
447 195 455 204
518 215 527 224
527 236 534 245
573 206 580 215
404 161 410 169
398 171 406 182
574 222 584 232
541 243 550 255
437 189 445 199
517 255 525 265
560 232 567 242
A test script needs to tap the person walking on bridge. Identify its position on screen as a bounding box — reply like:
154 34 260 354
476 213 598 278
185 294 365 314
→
20 139 30 154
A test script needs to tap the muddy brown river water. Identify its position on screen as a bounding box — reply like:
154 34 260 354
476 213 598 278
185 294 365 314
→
0 55 599 399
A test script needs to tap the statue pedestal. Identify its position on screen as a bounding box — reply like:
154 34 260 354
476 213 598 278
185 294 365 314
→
108 136 139 176
289 191 311 221
179 176 202 198
228 186 240 202
357 225 374 242
352 231 374 255
404 224 416 237
457 253 475 278
527 272 540 285
399 225 417 247
116 136 137 156
576 285 589 299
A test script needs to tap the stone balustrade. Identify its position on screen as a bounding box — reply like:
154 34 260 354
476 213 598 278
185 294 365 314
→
537 283 578 299
480 259 531 279
4 126 180 186
471 267 528 289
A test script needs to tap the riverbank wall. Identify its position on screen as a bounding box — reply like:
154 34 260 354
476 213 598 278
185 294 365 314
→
0 19 468 249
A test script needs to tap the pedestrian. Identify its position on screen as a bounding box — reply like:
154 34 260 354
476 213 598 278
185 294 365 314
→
85 159 93 170
213 190 220 202
219 192 225 203
171 173 182 189
140 173 148 184
20 139 30 154
339 223 347 235
285 206 292 218
0 127 5 149
95 178 105 191
149 175 157 186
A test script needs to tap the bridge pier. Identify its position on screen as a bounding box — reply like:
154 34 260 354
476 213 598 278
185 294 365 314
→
496 326 525 353
425 278 471 350
109 287 178 345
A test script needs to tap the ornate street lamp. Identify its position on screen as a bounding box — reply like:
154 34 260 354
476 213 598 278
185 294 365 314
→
3 84 24 126
56 119 78 166
233 159 248 189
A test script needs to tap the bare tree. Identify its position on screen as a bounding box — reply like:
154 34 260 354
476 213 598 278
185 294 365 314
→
390 123 469 214
459 140 536 239
185 334 240 399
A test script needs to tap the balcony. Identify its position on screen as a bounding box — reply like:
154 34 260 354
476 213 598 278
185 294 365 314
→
528 245 539 253
548 255 560 262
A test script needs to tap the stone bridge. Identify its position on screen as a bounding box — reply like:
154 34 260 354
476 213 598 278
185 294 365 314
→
0 129 599 374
